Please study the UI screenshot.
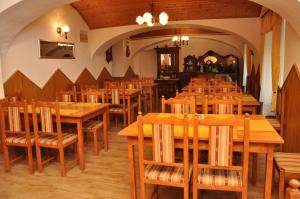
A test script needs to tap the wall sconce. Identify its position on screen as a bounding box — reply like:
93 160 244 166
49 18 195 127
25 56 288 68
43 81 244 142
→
57 25 70 39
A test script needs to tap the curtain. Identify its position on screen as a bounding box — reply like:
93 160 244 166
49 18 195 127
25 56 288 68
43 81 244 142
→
260 10 282 113
260 32 273 115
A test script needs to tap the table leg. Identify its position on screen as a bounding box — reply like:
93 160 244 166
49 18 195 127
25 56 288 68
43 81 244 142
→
149 87 153 113
127 97 131 125
155 86 158 112
103 108 108 152
264 146 274 199
77 121 85 170
128 139 137 199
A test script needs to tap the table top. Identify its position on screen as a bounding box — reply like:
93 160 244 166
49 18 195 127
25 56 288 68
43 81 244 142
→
118 113 284 144
27 102 109 118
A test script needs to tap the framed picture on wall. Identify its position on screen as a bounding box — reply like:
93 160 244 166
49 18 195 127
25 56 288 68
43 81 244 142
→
39 40 75 59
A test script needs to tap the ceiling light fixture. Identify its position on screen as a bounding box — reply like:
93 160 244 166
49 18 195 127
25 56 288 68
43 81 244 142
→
136 0 169 27
172 35 189 46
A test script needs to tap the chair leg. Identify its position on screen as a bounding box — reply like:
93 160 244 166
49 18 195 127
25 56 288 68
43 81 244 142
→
93 129 99 155
103 126 108 152
184 185 189 199
242 189 247 199
3 144 10 172
35 145 43 173
251 153 258 185
279 170 285 199
193 185 198 199
27 145 34 174
140 182 146 199
59 147 66 176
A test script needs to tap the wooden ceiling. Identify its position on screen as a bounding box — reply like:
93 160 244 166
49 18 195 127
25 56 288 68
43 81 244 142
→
71 0 262 29
130 28 226 40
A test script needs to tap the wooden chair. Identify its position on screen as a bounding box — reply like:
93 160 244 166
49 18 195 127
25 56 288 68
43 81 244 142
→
285 179 300 199
80 84 98 91
142 77 154 85
137 114 191 199
105 88 128 127
188 83 213 95
271 87 300 199
212 91 243 100
202 96 242 115
81 91 107 154
267 87 284 135
104 81 120 89
192 115 250 199
161 96 196 114
190 77 207 84
213 84 240 93
32 101 78 176
56 90 77 102
0 100 35 174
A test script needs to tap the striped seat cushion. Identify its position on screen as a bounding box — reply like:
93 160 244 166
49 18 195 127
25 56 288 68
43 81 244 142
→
153 124 173 163
6 134 35 145
61 94 72 102
274 152 300 173
197 168 242 187
145 164 193 183
38 133 77 146
267 118 281 130
83 120 103 131
87 95 98 103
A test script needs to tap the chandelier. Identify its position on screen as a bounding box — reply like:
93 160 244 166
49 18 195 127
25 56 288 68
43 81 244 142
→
136 0 169 27
172 35 189 46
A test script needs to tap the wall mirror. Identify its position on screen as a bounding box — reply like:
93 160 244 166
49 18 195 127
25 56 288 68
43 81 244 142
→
39 40 75 59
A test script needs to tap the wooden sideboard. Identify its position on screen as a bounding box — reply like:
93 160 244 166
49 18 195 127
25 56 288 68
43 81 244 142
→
154 79 180 99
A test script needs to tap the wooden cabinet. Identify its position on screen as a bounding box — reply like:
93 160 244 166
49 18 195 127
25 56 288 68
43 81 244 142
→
155 46 180 79
154 79 180 99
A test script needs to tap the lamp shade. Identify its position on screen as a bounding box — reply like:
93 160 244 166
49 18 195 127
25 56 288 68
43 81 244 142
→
143 12 152 23
146 20 154 27
159 12 169 25
61 25 70 33
136 16 144 25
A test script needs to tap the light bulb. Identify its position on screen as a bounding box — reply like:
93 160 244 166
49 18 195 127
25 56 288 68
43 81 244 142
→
62 25 70 33
136 16 144 25
147 20 154 27
159 12 169 25
172 36 179 42
182 36 189 41
143 12 152 23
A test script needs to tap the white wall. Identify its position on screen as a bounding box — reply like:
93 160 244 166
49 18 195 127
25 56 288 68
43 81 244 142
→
1 5 110 88
132 50 157 78
0 55 4 98
284 22 300 79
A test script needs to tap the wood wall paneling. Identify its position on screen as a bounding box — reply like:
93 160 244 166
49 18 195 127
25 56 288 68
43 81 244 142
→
75 68 98 85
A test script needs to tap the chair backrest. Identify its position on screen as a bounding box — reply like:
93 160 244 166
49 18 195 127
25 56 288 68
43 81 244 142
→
190 77 207 84
193 115 250 185
104 81 120 89
212 91 243 100
105 88 126 107
80 84 98 91
142 77 154 85
56 90 77 102
137 114 189 183
161 96 196 114
188 82 212 94
81 91 105 103
0 101 31 145
122 80 142 90
202 95 242 115
213 84 239 93
32 101 63 145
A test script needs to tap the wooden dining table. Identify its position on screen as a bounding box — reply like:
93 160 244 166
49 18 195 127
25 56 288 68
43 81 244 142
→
118 113 284 199
28 102 110 171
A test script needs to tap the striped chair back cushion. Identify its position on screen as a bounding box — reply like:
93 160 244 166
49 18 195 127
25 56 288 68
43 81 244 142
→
174 104 191 114
9 97 18 102
40 107 53 133
209 126 232 167
152 124 174 163
197 87 204 93
61 94 72 102
215 104 234 114
87 95 98 103
111 89 120 104
8 107 21 132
